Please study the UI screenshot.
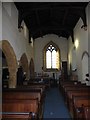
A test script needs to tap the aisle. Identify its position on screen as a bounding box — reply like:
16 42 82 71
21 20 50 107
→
43 87 71 119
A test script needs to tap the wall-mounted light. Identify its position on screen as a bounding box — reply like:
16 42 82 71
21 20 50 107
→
81 25 87 31
18 26 23 32
17 60 21 67
17 60 20 65
75 39 79 49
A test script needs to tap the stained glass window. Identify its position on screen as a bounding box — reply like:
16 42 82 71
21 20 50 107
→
43 42 60 71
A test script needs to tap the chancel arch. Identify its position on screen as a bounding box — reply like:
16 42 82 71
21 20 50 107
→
0 40 18 88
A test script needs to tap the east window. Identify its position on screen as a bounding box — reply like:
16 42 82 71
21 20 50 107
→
43 41 60 71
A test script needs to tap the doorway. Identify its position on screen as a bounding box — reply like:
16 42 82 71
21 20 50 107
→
62 61 68 80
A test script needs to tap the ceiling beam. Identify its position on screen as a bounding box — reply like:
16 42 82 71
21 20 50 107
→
30 25 72 32
62 9 68 25
80 8 87 28
16 3 88 41
50 7 53 19
35 10 43 37
30 26 72 37
18 10 23 28
18 5 86 11
17 5 86 28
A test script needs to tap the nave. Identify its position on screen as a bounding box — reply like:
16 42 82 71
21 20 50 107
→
1 2 90 120
2 79 90 120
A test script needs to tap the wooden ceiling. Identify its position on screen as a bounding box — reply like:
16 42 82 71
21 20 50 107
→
15 2 88 42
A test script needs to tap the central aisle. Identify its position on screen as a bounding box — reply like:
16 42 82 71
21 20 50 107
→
43 87 71 119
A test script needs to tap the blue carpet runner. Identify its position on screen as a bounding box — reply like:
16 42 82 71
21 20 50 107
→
43 87 71 119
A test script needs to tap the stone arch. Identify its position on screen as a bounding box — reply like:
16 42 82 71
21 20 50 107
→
0 40 18 88
81 51 89 83
20 53 28 78
29 58 35 79
81 51 89 60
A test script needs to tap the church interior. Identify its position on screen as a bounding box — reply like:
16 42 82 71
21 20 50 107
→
0 1 90 119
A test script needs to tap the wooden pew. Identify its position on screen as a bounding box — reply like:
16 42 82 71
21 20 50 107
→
3 87 45 104
82 106 90 120
66 88 90 106
3 87 45 119
60 81 85 98
59 80 90 119
2 98 39 119
28 78 51 89
64 85 88 103
2 112 31 120
18 84 46 91
64 85 90 116
72 96 90 119
17 85 46 100
3 92 41 102
3 91 43 119
59 80 75 94
67 90 90 118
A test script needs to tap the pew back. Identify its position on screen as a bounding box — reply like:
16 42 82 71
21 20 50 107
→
83 106 90 120
3 99 39 113
2 98 39 119
73 96 90 118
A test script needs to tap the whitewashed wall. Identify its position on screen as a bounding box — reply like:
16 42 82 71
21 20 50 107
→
74 18 88 82
87 2 90 85
68 4 89 83
34 34 68 78
0 2 2 116
0 2 2 40
68 36 73 75
1 2 34 63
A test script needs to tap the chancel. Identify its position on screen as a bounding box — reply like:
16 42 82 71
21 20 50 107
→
1 1 90 120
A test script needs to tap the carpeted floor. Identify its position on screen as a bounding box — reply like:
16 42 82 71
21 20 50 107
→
43 87 71 119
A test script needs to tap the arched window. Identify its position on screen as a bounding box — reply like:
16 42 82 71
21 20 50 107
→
43 41 60 71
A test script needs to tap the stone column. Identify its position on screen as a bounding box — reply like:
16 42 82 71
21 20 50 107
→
9 72 17 88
